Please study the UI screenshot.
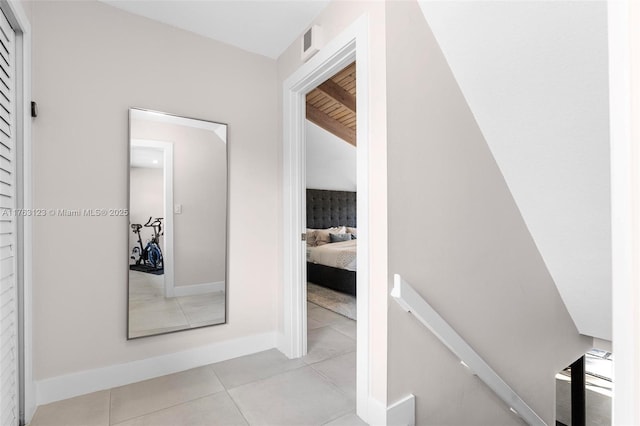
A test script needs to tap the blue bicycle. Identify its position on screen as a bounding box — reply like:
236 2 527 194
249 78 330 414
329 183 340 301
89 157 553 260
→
131 217 164 270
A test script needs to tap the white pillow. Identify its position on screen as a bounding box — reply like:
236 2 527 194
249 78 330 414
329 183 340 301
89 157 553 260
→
306 229 318 247
314 226 346 246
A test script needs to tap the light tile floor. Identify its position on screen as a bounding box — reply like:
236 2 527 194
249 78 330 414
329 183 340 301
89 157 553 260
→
128 271 225 338
29 303 366 426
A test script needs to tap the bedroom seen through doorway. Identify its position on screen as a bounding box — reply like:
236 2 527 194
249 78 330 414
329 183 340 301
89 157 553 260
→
303 62 358 383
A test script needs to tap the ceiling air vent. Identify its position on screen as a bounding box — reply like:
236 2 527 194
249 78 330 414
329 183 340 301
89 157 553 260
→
301 25 322 62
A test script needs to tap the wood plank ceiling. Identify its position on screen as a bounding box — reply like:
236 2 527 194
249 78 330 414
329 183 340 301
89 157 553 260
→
306 62 356 146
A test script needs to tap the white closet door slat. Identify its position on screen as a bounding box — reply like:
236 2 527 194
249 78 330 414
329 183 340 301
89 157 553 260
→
0 7 17 426
0 235 12 249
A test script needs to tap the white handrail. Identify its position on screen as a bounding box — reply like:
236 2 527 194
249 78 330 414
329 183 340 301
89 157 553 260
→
391 274 547 426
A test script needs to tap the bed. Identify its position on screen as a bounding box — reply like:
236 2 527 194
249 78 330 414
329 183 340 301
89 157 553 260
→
306 189 357 296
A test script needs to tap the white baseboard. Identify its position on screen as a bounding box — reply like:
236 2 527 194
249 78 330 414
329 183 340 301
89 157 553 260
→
173 281 225 297
35 331 276 406
366 394 415 426
367 397 388 426
387 394 415 426
276 332 289 358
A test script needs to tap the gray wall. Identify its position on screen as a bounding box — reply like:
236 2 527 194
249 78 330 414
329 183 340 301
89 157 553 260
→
31 0 279 381
385 1 592 424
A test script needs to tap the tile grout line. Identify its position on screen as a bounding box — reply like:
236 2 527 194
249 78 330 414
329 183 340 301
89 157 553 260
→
327 322 357 341
110 369 226 425
174 296 193 328
222 362 311 393
100 348 359 426
205 352 250 424
309 316 357 335
307 306 358 423
303 363 357 424
308 355 357 400
114 324 355 424
210 344 355 392
223 362 355 426
307 299 356 321
128 272 190 337
109 389 228 426
112 389 234 426
302 350 356 367
304 324 357 366
309 303 355 320
225 389 253 426
321 408 360 426
209 352 312 424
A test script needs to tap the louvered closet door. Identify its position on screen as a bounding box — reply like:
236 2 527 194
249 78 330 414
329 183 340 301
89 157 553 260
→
0 7 18 426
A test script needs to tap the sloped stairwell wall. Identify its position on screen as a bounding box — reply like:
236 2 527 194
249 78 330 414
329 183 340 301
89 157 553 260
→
385 1 592 424
417 1 611 341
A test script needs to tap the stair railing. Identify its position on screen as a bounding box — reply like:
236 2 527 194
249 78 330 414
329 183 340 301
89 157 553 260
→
391 274 547 426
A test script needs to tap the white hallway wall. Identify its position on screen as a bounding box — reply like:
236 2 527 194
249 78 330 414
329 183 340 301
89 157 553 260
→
18 0 638 423
306 120 356 192
419 0 612 340
30 0 279 398
385 2 592 424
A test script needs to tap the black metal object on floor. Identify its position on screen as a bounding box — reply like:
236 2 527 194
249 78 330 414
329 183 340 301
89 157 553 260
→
129 264 164 275
571 355 586 426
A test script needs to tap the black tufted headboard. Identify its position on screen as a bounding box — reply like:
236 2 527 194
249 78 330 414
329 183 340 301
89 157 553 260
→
306 189 357 229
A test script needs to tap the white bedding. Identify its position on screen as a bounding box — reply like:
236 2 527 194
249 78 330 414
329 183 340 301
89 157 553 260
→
307 239 357 272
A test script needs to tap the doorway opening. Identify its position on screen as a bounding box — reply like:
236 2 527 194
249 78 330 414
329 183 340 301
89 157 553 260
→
304 61 358 379
281 15 371 422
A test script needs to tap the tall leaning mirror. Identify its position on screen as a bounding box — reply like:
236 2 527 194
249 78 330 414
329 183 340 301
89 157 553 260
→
127 108 228 339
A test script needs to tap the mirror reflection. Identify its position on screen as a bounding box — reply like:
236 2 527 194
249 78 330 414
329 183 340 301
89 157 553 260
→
128 108 227 339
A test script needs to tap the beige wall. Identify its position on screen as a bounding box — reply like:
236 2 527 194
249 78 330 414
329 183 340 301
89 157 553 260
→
131 120 227 286
385 2 591 424
277 0 389 404
31 0 278 380
28 0 601 422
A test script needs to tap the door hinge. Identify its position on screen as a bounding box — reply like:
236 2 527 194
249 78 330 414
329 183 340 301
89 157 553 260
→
301 233 306 241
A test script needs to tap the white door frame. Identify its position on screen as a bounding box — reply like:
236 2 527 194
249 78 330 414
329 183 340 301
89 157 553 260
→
280 15 373 422
608 0 640 424
0 0 32 422
130 139 175 299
